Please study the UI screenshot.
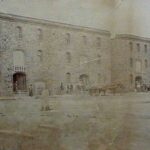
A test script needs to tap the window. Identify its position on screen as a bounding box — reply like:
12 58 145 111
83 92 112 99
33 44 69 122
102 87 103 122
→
79 74 89 86
130 58 133 67
97 37 101 47
82 35 87 44
0 35 9 50
13 51 25 67
66 72 71 83
37 28 43 40
129 74 133 85
66 33 70 44
37 50 43 61
66 52 71 63
129 42 133 52
97 73 101 83
0 65 2 81
145 59 148 68
0 23 2 34
137 43 140 52
135 60 142 73
16 26 22 39
144 44 147 53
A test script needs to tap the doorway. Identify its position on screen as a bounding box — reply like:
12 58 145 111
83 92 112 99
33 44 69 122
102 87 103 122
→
135 76 142 83
79 74 89 90
135 76 142 91
13 72 26 92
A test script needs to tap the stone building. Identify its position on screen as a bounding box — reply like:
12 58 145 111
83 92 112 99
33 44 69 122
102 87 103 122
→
0 12 111 96
112 34 150 91
1 11 150 96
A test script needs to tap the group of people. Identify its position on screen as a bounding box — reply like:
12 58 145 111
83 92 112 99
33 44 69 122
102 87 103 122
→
60 82 88 94
60 82 74 94
135 82 150 92
66 84 73 94
28 84 51 111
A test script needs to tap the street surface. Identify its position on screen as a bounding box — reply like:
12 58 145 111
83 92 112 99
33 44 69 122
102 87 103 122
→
0 93 150 150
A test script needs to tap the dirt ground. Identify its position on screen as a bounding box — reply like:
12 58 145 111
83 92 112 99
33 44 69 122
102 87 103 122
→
0 93 150 150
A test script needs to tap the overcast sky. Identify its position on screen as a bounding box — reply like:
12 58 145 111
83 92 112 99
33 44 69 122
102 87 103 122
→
0 0 113 30
0 0 150 37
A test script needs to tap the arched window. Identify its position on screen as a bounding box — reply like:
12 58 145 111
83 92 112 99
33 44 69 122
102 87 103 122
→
16 26 22 39
0 23 2 34
66 72 71 83
13 51 25 72
135 60 142 73
66 33 70 44
130 58 133 67
137 43 140 52
97 37 101 47
129 74 133 85
145 59 148 68
129 42 133 52
82 35 87 44
79 74 89 86
144 44 147 53
97 73 101 83
66 52 71 63
37 50 43 61
37 28 43 40
0 65 2 82
13 51 24 66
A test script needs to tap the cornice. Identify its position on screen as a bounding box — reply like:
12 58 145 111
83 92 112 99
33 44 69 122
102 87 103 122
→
115 34 150 43
0 12 110 36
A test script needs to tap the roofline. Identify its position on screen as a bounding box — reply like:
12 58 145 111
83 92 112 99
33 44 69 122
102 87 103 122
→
115 34 150 43
0 12 111 36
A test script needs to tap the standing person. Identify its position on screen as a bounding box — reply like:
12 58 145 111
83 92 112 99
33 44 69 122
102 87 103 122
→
60 82 64 95
137 82 141 92
70 84 73 94
29 84 33 96
67 84 69 94
15 81 18 93
41 88 51 111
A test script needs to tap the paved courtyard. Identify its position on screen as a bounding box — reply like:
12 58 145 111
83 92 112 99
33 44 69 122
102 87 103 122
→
0 93 150 150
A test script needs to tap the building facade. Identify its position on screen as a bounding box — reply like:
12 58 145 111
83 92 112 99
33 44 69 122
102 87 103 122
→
0 12 150 96
112 34 150 91
0 13 111 96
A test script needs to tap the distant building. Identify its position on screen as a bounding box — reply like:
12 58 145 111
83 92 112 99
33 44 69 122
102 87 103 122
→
112 34 150 91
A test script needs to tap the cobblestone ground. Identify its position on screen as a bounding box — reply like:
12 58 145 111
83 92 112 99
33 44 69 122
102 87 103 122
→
0 93 150 150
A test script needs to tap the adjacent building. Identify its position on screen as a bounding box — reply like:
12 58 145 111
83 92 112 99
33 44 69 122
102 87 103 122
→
112 34 150 91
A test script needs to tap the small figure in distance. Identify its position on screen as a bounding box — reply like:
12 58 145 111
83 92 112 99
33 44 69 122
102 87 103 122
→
41 87 51 111
29 84 33 96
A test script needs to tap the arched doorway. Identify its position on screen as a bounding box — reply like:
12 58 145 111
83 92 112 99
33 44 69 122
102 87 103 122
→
13 72 26 92
135 76 142 91
79 74 89 90
135 76 142 84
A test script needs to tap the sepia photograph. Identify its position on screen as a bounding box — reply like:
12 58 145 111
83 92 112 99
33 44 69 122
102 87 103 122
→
0 0 150 149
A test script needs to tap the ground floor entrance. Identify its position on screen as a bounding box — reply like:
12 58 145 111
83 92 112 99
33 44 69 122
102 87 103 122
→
79 74 89 91
13 72 27 92
135 76 143 92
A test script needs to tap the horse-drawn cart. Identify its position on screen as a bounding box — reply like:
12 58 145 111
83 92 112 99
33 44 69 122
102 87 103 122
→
88 82 124 96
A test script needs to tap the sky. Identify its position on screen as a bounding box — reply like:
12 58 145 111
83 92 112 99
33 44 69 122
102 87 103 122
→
0 0 113 31
0 0 150 38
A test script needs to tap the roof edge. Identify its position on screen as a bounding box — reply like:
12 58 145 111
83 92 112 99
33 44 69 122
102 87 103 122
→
0 12 111 36
115 34 150 43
